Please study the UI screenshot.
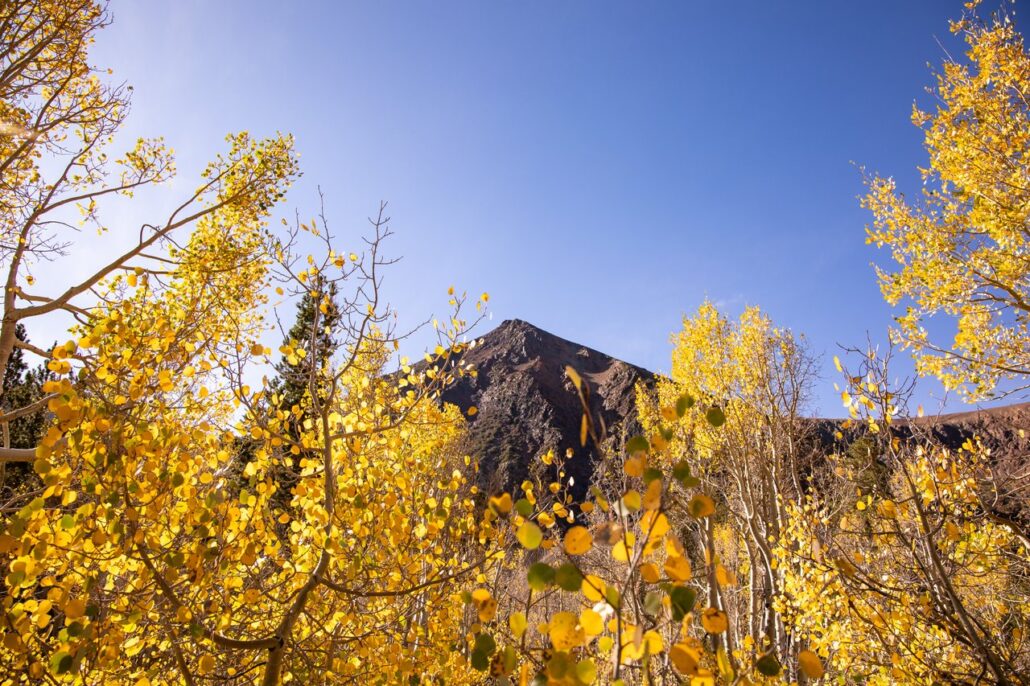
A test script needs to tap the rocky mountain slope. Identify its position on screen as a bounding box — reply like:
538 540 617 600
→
440 319 1030 504
438 319 654 499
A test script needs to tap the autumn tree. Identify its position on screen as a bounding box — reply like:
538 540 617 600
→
472 362 827 685
633 301 817 680
863 0 1030 400
0 2 498 684
0 0 297 465
776 343 1030 685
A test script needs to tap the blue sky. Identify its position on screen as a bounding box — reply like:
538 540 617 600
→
71 0 1023 417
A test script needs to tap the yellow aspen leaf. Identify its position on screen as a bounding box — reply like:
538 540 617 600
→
643 630 663 655
687 494 715 518
509 611 527 638
701 608 728 634
624 455 645 477
690 672 715 686
716 647 735 680
639 562 661 583
665 555 692 581
575 659 597 684
641 510 670 547
471 588 497 622
642 478 662 510
564 526 592 555
612 533 636 562
582 575 605 602
488 493 512 515
198 654 215 675
798 650 825 679
549 611 585 650
622 490 641 511
516 521 543 550
580 608 604 636
63 599 86 619
670 643 700 675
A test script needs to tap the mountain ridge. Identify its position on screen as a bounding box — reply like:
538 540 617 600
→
440 318 1029 499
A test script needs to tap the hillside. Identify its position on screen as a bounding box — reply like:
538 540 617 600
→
444 319 1030 502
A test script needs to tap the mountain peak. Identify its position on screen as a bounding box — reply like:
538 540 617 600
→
440 319 655 498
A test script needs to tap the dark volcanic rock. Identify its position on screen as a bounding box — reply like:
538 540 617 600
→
439 319 654 499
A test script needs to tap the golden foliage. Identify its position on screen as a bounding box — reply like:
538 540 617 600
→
864 1 1030 399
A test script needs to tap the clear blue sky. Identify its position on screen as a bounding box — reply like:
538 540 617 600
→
80 0 1023 417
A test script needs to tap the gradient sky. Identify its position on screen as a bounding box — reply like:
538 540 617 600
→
49 0 1023 417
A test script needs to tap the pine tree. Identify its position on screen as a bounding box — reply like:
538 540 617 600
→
232 278 342 522
1 324 51 449
0 325 51 503
270 276 341 423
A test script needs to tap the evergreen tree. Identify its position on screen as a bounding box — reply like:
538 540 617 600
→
270 276 341 424
232 279 342 522
1 324 51 449
0 325 51 504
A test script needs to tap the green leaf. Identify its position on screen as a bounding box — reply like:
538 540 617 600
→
705 406 726 427
675 394 695 417
527 563 555 591
503 645 518 672
669 586 697 621
474 632 496 656
643 590 663 616
515 498 533 517
50 651 73 675
626 435 649 455
547 652 573 678
555 563 583 592
575 659 598 685
470 648 489 671
673 461 700 487
756 653 781 677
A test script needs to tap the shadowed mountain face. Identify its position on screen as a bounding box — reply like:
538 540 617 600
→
439 319 1030 512
438 319 654 500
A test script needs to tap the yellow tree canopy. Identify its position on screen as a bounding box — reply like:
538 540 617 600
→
864 2 1030 399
